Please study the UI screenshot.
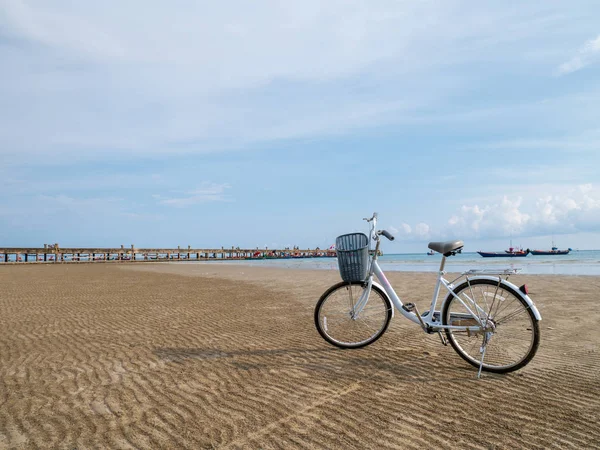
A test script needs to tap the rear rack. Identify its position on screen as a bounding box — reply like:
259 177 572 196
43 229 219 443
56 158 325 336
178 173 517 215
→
462 268 521 276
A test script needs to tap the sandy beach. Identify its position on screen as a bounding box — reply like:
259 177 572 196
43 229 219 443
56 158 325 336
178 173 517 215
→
1 263 599 449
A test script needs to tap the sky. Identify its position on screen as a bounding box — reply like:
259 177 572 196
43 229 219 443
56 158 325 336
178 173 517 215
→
1 0 600 252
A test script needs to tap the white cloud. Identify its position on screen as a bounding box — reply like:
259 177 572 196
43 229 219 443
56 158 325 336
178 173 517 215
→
445 185 600 239
414 223 430 238
448 197 530 236
392 184 600 243
390 221 430 241
0 193 152 230
390 223 413 236
1 2 596 164
154 183 232 208
37 194 123 210
557 34 600 75
30 194 163 221
121 212 164 221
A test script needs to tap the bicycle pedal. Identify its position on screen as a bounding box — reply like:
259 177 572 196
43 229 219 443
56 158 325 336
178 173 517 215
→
403 303 416 312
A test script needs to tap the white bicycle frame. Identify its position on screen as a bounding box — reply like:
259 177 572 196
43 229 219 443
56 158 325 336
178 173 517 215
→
352 214 541 334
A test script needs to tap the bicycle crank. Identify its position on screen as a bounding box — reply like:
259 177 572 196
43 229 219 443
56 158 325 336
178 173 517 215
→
403 303 427 331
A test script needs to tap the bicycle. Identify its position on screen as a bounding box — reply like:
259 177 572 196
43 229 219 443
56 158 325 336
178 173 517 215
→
314 213 541 377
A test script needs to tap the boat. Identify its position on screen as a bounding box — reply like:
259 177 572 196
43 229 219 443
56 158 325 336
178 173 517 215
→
530 237 571 255
478 240 529 258
477 250 529 258
530 247 570 256
427 250 435 256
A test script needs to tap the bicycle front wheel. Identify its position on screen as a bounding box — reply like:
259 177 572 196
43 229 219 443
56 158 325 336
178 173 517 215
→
314 281 392 349
442 279 540 373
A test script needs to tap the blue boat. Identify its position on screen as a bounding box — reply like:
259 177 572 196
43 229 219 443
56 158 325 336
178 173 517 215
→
530 247 570 255
478 250 529 258
530 238 571 255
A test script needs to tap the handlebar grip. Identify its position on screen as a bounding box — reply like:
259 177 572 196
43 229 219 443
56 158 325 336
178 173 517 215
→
381 230 395 241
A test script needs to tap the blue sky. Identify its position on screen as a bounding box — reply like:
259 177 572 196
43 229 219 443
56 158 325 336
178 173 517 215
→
1 1 600 252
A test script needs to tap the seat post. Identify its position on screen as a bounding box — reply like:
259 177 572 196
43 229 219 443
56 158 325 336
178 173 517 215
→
439 255 447 272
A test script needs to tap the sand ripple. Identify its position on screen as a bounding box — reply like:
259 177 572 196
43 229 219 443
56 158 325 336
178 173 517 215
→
0 264 599 449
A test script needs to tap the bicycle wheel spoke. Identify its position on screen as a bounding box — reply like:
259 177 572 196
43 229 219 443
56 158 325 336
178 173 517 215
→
472 281 490 318
469 283 490 320
357 307 389 317
322 310 352 316
494 307 529 325
444 280 539 372
482 285 496 321
491 287 508 321
468 337 482 358
354 318 379 332
316 282 391 348
492 295 519 318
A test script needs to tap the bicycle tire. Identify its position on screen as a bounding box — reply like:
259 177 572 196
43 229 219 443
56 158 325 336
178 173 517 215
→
442 279 540 373
314 281 393 349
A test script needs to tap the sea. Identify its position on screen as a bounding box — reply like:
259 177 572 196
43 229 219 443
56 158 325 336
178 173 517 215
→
5 250 600 275
194 250 600 276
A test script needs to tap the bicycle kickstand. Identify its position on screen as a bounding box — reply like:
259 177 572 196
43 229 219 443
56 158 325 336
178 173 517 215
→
477 345 487 379
477 332 491 379
437 331 447 346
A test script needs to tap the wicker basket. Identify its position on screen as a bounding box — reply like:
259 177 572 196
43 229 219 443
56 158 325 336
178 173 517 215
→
336 233 369 282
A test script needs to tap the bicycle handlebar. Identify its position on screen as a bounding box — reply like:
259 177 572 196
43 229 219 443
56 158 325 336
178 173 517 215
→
364 213 395 242
380 230 395 241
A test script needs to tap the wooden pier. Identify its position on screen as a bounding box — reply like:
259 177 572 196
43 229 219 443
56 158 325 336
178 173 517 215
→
0 244 336 264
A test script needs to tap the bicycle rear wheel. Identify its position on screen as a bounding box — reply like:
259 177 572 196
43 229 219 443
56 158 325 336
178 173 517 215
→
315 281 392 349
442 279 540 373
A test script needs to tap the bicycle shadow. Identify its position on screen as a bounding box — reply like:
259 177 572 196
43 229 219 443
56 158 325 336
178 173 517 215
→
153 346 337 362
153 346 504 383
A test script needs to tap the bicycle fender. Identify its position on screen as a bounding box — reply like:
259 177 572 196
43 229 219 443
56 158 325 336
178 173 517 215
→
461 276 542 321
371 281 395 318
